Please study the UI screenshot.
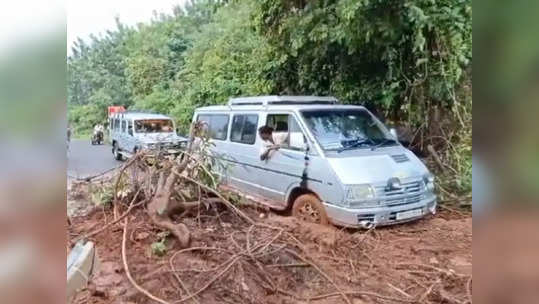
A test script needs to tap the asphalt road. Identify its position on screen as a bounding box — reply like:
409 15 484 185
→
68 139 123 179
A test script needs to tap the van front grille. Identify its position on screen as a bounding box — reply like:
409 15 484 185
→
375 179 424 207
376 180 422 196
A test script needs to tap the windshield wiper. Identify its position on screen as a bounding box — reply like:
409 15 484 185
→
371 138 398 150
337 138 375 153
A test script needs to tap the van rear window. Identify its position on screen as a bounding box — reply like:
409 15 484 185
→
230 114 258 144
197 114 229 140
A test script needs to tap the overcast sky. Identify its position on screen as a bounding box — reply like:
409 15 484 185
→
0 0 63 56
67 0 188 52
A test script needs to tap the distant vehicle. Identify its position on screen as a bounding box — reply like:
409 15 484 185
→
108 105 125 117
91 130 103 145
193 96 437 228
109 111 187 160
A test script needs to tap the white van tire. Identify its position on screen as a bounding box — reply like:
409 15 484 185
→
113 142 123 161
292 194 329 225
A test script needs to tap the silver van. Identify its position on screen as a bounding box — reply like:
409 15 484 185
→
193 96 436 228
109 112 186 160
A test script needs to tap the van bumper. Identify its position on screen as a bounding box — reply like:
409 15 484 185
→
323 194 437 228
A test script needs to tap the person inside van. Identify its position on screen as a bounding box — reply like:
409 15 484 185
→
272 121 289 146
258 126 280 161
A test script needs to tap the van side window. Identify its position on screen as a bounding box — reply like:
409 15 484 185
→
121 120 126 133
266 114 305 150
197 114 229 140
231 114 258 145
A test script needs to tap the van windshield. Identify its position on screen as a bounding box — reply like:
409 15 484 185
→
135 119 174 133
301 109 396 151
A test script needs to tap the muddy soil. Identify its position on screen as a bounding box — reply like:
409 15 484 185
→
68 201 471 304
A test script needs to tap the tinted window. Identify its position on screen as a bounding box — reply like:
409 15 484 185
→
121 120 126 133
197 114 229 140
231 114 258 144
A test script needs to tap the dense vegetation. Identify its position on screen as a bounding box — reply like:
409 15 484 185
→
68 0 471 198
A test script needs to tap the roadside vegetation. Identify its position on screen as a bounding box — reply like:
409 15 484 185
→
68 0 472 201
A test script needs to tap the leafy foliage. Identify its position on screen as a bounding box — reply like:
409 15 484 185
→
253 0 471 120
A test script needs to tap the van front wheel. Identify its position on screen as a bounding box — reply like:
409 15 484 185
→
292 194 329 225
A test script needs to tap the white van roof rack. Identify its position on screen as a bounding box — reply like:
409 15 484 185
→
228 95 339 106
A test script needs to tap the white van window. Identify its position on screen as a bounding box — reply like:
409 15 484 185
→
266 114 305 150
231 114 258 144
197 114 229 140
121 120 126 133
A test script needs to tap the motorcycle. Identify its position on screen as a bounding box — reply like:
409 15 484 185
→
91 130 104 145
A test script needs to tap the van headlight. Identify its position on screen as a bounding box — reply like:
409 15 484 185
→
423 173 435 191
345 184 376 206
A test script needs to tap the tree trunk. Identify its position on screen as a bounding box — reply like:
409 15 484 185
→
145 122 203 248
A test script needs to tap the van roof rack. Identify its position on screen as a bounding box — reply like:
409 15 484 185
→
228 95 339 106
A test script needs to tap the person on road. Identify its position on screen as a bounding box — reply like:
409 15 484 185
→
258 126 280 161
93 123 104 134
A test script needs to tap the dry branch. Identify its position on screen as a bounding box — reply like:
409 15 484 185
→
427 144 445 171
284 248 352 304
122 217 171 304
175 173 254 225
71 188 143 245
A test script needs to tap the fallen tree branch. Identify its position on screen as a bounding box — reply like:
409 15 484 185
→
284 248 352 304
466 277 472 304
418 279 440 303
68 165 122 182
427 144 445 171
122 217 171 304
175 255 242 303
113 154 141 220
71 188 143 245
308 290 416 303
174 172 254 225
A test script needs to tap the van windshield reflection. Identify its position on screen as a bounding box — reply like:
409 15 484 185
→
301 109 396 151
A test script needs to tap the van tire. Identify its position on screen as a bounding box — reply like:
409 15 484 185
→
292 194 329 225
113 142 123 161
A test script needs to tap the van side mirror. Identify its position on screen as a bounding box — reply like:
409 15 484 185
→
289 132 307 150
389 128 398 140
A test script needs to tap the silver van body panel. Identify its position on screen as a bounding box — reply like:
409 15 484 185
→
194 98 436 227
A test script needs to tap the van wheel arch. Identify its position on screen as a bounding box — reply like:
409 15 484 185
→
287 187 321 209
